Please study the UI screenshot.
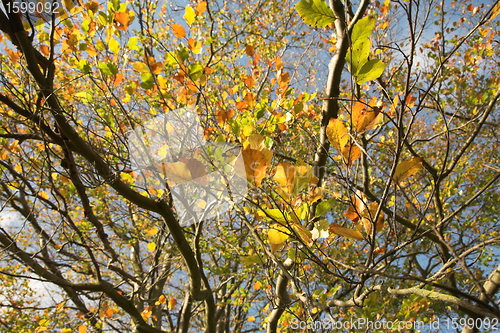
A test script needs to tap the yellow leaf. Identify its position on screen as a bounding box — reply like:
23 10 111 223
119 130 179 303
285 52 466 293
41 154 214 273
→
62 329 72 333
147 242 156 252
292 222 313 246
329 223 364 240
132 62 149 73
341 142 361 166
326 118 349 150
38 191 49 200
171 24 186 38
14 163 22 173
184 5 196 25
158 294 167 304
195 1 207 15
157 76 168 91
268 224 289 244
78 325 87 333
246 133 265 150
253 281 262 290
274 162 295 194
490 1 500 21
162 161 193 184
248 316 256 322
360 202 385 235
168 297 177 310
187 38 202 54
270 242 285 253
393 157 423 182
145 227 159 236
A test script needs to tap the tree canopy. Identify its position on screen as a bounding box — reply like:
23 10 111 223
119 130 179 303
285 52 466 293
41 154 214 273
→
1 0 500 332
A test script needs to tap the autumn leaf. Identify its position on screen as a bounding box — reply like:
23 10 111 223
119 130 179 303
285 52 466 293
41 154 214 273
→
341 142 361 166
184 5 196 25
326 118 349 150
114 12 130 30
268 224 289 244
162 161 193 184
168 297 177 310
133 62 149 73
393 157 423 182
239 148 269 187
292 222 313 246
195 1 207 15
351 100 382 133
158 295 166 304
329 223 364 240
147 242 156 252
171 24 186 38
274 162 295 194
490 1 500 21
78 325 87 333
360 201 385 235
248 316 256 322
245 44 255 57
253 281 262 289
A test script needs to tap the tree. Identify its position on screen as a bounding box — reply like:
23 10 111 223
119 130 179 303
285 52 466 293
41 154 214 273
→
0 0 500 331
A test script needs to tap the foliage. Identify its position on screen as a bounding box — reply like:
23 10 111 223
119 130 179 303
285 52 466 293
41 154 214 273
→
0 0 500 332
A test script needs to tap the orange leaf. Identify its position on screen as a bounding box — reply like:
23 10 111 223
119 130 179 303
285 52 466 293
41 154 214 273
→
168 297 177 310
216 108 234 124
244 92 255 108
278 72 290 88
239 148 269 187
40 45 49 56
78 325 87 333
393 157 423 182
253 281 262 289
275 56 284 71
183 157 208 186
114 12 130 30
245 44 255 57
244 75 254 89
158 295 166 304
351 100 381 133
195 1 207 15
171 24 186 38
341 143 361 166
329 223 363 240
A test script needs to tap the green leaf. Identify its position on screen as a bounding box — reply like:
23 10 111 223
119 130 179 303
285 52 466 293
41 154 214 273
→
356 59 386 84
295 0 335 28
315 198 336 216
98 62 117 75
241 255 264 267
127 37 139 51
176 45 189 63
257 209 288 224
351 15 376 44
346 39 370 74
78 59 91 74
188 62 204 80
